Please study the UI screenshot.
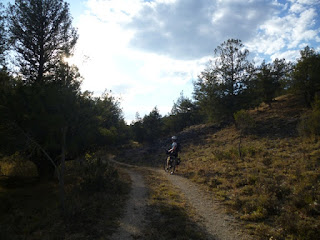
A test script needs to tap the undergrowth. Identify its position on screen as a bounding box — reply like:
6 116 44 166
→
0 152 130 240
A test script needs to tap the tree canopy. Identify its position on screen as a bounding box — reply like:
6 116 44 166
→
1 0 127 179
193 39 254 122
7 0 78 83
291 46 320 106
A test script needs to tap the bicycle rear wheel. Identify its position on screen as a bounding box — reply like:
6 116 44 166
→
164 156 170 172
170 158 176 174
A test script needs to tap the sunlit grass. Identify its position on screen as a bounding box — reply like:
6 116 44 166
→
176 96 319 239
141 169 209 240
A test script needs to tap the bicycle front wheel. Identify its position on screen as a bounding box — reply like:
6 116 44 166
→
164 156 170 172
170 158 176 174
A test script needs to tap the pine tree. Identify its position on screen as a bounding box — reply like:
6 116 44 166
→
7 0 78 83
193 39 254 122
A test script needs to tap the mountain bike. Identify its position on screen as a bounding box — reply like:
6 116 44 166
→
164 152 180 174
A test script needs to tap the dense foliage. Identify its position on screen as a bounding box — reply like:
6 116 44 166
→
291 46 320 106
0 2 130 236
0 0 128 179
7 0 78 83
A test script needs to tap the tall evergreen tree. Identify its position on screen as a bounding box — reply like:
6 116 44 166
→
193 65 226 122
131 113 145 143
7 0 78 83
3 0 79 179
213 39 254 112
169 91 200 131
193 39 254 122
256 58 290 106
292 46 320 106
142 107 163 143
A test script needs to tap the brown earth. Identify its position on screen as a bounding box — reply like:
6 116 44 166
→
110 160 252 240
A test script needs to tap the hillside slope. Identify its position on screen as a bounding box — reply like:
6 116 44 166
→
118 94 319 239
177 95 320 239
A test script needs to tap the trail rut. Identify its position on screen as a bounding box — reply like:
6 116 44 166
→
110 168 148 240
110 160 252 240
158 169 252 240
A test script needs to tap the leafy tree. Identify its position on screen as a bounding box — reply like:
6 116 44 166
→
193 39 254 122
2 0 79 180
171 92 194 115
193 65 226 122
131 113 145 143
256 58 291 107
7 0 78 83
214 39 254 112
291 46 320 106
16 63 82 179
142 107 163 143
0 71 21 155
93 90 127 148
166 91 201 132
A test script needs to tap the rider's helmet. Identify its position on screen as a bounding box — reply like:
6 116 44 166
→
171 136 177 141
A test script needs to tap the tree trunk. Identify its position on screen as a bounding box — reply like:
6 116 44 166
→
59 127 67 213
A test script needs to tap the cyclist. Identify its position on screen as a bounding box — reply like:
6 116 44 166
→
168 136 179 157
166 136 180 174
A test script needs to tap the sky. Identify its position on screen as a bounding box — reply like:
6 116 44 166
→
4 0 320 123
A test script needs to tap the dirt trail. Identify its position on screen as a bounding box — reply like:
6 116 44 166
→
110 167 148 240
158 169 252 240
110 160 252 240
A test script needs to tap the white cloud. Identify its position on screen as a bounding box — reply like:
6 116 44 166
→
69 0 320 122
127 0 277 59
247 0 319 62
270 49 300 61
71 0 210 122
86 0 143 23
296 0 320 5
289 3 305 13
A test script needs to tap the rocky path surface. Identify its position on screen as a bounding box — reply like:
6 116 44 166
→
110 160 252 240
158 169 252 240
110 167 148 240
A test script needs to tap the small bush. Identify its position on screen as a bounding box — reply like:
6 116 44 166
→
234 110 256 135
240 206 268 221
0 153 37 177
74 154 121 193
298 98 320 138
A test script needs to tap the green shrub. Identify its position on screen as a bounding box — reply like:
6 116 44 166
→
298 97 320 138
0 153 37 177
77 155 120 193
234 109 255 135
277 207 320 240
